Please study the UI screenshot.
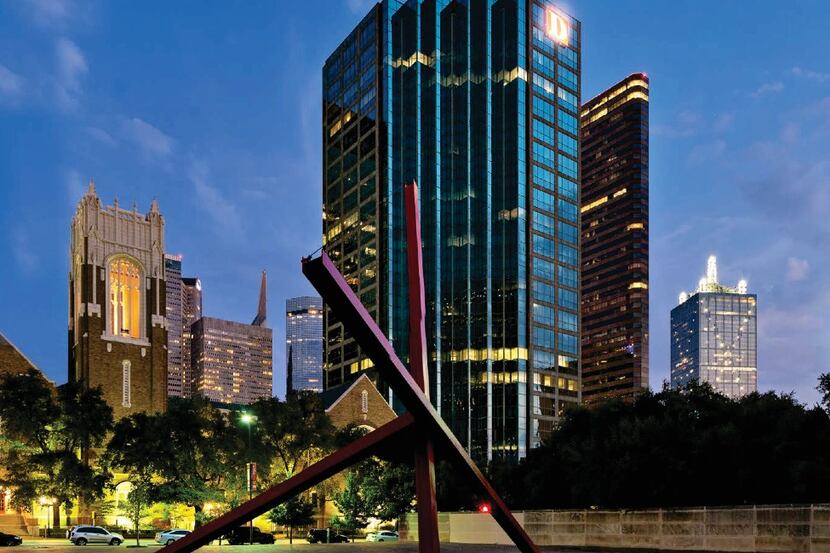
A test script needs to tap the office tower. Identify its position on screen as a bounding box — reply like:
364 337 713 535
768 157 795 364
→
323 1 581 459
286 296 324 392
165 255 185 397
580 73 649 405
671 256 757 399
69 181 167 419
165 255 202 398
191 273 272 405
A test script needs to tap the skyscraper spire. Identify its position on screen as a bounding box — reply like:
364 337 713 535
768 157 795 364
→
252 270 267 326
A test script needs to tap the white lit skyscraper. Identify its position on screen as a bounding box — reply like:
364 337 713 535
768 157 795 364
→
286 296 323 393
671 256 757 399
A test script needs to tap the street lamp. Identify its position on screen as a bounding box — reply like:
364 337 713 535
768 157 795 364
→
239 413 256 544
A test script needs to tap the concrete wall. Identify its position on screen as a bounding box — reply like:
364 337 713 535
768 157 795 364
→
400 505 830 552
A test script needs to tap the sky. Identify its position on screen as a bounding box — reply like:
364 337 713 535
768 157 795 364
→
1 0 829 404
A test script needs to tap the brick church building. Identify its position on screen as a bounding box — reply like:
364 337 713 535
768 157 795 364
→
68 180 168 420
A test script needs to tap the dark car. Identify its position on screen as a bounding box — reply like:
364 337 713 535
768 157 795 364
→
224 527 275 545
0 533 22 547
306 528 349 544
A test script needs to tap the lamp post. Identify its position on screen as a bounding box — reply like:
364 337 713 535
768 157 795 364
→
239 413 255 545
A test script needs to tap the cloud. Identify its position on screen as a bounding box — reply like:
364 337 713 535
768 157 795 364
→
11 229 38 273
688 139 726 164
54 37 87 110
23 0 71 26
652 110 701 137
85 126 117 147
713 112 734 133
750 81 784 98
120 117 174 159
0 64 25 102
786 257 809 282
188 160 243 239
65 168 86 208
792 66 830 83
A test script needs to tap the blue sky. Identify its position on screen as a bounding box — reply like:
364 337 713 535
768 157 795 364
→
1 0 828 403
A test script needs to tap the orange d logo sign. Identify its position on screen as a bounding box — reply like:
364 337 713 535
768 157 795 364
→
546 9 569 47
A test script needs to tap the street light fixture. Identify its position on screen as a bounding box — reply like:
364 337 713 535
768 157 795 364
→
239 413 256 545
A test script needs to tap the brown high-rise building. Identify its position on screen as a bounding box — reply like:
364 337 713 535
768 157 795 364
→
580 73 649 405
164 254 202 398
69 180 168 419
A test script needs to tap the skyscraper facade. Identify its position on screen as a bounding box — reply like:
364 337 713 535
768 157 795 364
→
165 254 185 397
286 296 324 393
323 0 582 459
580 74 649 405
672 256 757 399
181 276 203 396
190 273 272 405
69 181 167 419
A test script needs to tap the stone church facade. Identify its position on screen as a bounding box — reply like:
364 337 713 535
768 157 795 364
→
68 180 167 419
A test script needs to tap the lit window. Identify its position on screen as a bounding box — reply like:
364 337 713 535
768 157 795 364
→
122 360 131 408
109 257 142 338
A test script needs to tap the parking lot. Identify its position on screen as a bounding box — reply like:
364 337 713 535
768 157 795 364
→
5 538 605 553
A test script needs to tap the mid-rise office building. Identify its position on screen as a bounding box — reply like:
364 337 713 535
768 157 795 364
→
323 0 582 459
580 74 649 404
165 255 202 398
671 256 757 398
286 296 324 393
68 181 167 419
191 273 272 405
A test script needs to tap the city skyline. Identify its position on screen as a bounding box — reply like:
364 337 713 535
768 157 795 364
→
1 1 829 404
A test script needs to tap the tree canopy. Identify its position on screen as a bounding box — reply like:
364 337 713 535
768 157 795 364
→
0 369 113 513
498 382 830 510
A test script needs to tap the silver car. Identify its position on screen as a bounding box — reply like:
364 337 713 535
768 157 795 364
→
155 529 191 545
69 526 124 546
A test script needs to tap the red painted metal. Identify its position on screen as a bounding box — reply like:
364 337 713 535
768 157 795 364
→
302 252 540 553
404 182 440 553
161 413 415 553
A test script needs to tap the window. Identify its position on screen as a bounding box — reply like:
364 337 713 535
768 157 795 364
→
109 257 142 339
531 50 556 79
558 133 577 157
559 288 578 310
558 198 578 222
533 119 555 146
533 280 555 304
558 243 578 266
533 303 555 326
558 221 578 244
533 142 555 168
533 257 555 281
558 265 578 288
558 332 578 354
361 389 368 413
558 176 578 200
533 234 554 258
558 310 578 332
557 88 578 112
533 325 554 349
533 165 555 191
557 109 578 135
532 211 555 235
559 155 578 179
532 96 556 124
558 66 577 91
122 360 131 408
532 188 555 213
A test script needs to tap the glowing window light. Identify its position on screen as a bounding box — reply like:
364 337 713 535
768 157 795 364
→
545 9 569 46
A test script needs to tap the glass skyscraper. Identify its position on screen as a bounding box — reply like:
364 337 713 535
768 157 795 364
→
580 74 649 405
323 0 581 460
671 256 757 399
286 296 324 392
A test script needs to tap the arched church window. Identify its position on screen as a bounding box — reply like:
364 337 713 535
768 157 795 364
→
361 389 369 413
109 258 142 338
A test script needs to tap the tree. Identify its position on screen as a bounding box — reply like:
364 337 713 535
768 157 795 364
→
332 471 370 541
104 397 242 527
0 369 113 521
116 480 153 546
362 460 415 526
252 392 336 483
267 496 315 544
818 372 830 412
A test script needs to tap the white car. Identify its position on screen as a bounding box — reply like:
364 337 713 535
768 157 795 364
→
69 526 124 546
155 529 191 545
366 530 399 542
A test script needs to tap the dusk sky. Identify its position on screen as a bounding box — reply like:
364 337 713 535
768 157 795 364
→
1 0 828 403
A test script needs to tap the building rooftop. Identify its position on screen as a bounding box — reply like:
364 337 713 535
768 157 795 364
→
678 256 749 304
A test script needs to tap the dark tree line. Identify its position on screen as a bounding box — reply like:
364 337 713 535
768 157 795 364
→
485 379 830 510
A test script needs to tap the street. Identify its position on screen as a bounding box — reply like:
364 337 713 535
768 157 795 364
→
6 538 601 553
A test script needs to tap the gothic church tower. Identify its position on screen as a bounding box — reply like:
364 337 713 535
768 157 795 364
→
69 180 167 419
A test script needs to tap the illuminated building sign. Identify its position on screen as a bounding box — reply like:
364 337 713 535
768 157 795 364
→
546 9 569 46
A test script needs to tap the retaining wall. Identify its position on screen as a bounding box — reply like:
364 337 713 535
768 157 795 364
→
399 504 830 552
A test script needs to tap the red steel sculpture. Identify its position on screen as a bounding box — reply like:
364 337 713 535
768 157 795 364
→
161 183 539 553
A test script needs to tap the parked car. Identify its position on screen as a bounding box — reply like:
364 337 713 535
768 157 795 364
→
69 526 124 546
0 532 22 547
366 530 399 542
223 527 275 545
306 528 349 543
155 529 191 545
